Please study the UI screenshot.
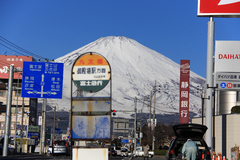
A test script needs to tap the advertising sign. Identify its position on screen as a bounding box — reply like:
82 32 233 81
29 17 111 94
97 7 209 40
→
216 72 240 90
72 115 110 139
0 55 32 79
28 132 39 139
17 125 27 131
179 60 190 124
28 126 39 132
71 97 111 139
55 128 63 134
215 41 240 73
72 52 111 92
21 61 64 99
198 0 240 17
215 41 240 90
121 139 129 143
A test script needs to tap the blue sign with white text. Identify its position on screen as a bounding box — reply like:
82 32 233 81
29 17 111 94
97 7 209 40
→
121 139 129 143
28 132 39 139
21 61 64 99
55 128 63 134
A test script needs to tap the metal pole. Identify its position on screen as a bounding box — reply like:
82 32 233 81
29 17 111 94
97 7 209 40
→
205 17 215 151
3 65 14 157
52 106 56 154
39 103 43 154
42 99 46 154
202 92 204 125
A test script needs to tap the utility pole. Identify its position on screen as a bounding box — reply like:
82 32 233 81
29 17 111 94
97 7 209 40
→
134 97 137 152
40 99 47 154
148 92 152 145
20 98 24 153
152 81 157 151
14 72 22 153
3 65 14 157
140 109 142 146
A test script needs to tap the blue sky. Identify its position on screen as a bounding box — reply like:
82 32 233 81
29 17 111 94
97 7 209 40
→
0 0 240 78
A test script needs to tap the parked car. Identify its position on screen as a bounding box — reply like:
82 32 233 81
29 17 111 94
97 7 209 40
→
166 123 211 160
108 147 117 156
135 146 154 158
53 140 70 156
115 146 122 156
0 144 14 155
121 147 129 157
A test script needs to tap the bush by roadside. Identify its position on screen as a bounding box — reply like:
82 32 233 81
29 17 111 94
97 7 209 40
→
154 149 167 155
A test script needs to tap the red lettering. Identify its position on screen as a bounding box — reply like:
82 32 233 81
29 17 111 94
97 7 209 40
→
219 54 223 59
230 54 234 59
88 59 94 64
97 59 103 64
218 54 240 59
78 59 85 64
235 54 239 59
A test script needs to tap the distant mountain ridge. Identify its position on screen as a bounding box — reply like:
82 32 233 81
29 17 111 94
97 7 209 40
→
47 36 205 122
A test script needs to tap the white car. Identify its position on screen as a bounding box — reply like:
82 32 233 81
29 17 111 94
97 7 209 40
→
121 147 129 157
135 146 154 158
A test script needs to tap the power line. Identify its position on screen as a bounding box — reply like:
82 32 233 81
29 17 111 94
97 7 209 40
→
0 36 48 60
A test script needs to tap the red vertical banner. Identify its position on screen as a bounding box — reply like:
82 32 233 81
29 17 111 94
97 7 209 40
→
179 60 190 124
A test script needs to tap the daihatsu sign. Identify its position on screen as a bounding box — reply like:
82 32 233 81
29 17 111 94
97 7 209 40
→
215 41 240 90
198 0 240 17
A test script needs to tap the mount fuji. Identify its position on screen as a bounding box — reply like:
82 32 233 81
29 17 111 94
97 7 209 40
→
47 36 205 124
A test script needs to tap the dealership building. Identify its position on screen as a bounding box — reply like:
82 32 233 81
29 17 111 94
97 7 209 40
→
193 41 240 160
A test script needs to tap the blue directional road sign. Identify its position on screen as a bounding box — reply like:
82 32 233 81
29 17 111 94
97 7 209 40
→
21 61 64 99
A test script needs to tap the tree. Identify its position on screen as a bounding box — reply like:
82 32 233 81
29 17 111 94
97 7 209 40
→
141 123 175 149
231 106 240 114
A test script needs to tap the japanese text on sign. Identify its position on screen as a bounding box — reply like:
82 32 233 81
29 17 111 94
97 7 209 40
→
179 60 190 124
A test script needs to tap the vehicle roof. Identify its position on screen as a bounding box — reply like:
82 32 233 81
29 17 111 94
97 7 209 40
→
172 123 208 140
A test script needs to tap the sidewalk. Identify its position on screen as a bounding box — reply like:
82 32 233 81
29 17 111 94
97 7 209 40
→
0 153 53 160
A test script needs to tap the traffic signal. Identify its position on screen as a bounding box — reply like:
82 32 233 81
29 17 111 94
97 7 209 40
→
112 109 116 116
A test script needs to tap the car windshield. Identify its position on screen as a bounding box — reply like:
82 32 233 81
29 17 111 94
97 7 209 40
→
121 148 128 152
54 141 66 146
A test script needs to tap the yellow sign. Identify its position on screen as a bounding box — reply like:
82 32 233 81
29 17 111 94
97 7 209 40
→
16 138 27 144
72 52 111 92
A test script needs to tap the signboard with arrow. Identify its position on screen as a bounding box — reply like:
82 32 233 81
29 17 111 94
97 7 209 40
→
21 61 64 99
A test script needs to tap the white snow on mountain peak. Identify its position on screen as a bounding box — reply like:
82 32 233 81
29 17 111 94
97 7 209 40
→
51 36 205 120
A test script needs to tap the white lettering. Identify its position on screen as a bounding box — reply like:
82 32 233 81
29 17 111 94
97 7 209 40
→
181 91 188 98
0 66 8 73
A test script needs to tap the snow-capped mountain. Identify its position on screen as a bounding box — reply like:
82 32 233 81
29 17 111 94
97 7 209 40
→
48 36 205 121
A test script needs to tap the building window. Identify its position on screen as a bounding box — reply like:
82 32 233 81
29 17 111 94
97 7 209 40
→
16 91 21 97
0 91 6 97
0 122 5 129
